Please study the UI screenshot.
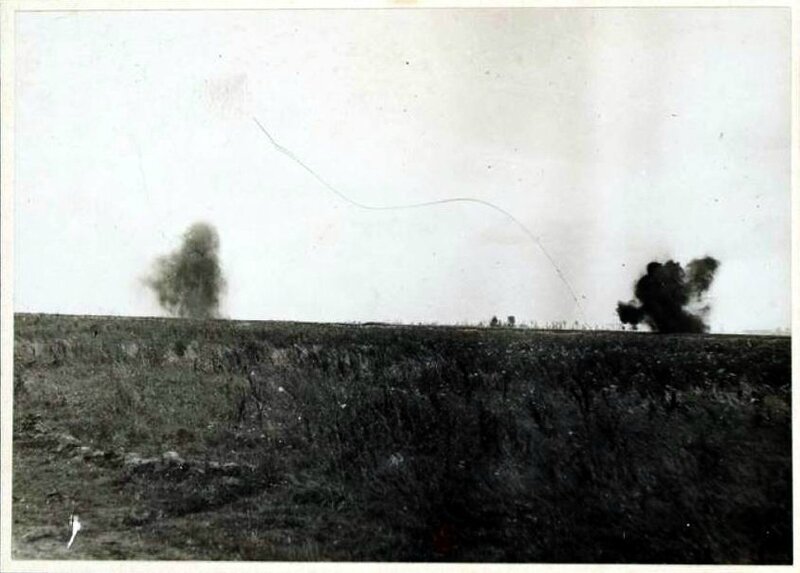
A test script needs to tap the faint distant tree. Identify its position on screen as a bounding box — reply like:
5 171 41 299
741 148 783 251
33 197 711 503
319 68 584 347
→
490 316 500 328
507 316 516 328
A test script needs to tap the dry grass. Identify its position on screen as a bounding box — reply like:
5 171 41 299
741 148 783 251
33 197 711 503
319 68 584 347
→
12 313 792 562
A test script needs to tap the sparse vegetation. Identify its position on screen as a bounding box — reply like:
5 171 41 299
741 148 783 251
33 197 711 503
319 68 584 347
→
13 313 791 562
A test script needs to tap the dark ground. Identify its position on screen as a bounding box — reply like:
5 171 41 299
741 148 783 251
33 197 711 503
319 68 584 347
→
11 313 792 562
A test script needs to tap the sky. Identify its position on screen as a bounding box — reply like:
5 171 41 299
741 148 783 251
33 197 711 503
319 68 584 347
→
13 8 791 332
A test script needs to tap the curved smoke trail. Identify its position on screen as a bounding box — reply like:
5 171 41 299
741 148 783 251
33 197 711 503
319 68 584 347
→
252 116 584 318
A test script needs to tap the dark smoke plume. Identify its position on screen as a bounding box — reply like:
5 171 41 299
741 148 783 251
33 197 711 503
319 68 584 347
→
617 256 719 333
146 222 225 319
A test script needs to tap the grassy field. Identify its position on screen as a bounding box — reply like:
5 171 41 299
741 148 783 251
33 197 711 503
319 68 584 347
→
11 313 792 562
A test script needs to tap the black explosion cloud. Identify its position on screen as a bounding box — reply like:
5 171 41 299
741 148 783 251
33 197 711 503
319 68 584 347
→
617 257 720 333
145 222 226 319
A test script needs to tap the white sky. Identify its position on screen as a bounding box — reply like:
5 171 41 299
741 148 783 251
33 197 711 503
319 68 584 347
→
14 8 791 331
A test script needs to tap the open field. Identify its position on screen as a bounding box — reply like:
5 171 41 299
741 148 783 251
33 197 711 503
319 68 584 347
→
11 313 792 562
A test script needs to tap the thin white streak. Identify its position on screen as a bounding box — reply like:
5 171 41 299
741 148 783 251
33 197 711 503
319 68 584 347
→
252 116 584 318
